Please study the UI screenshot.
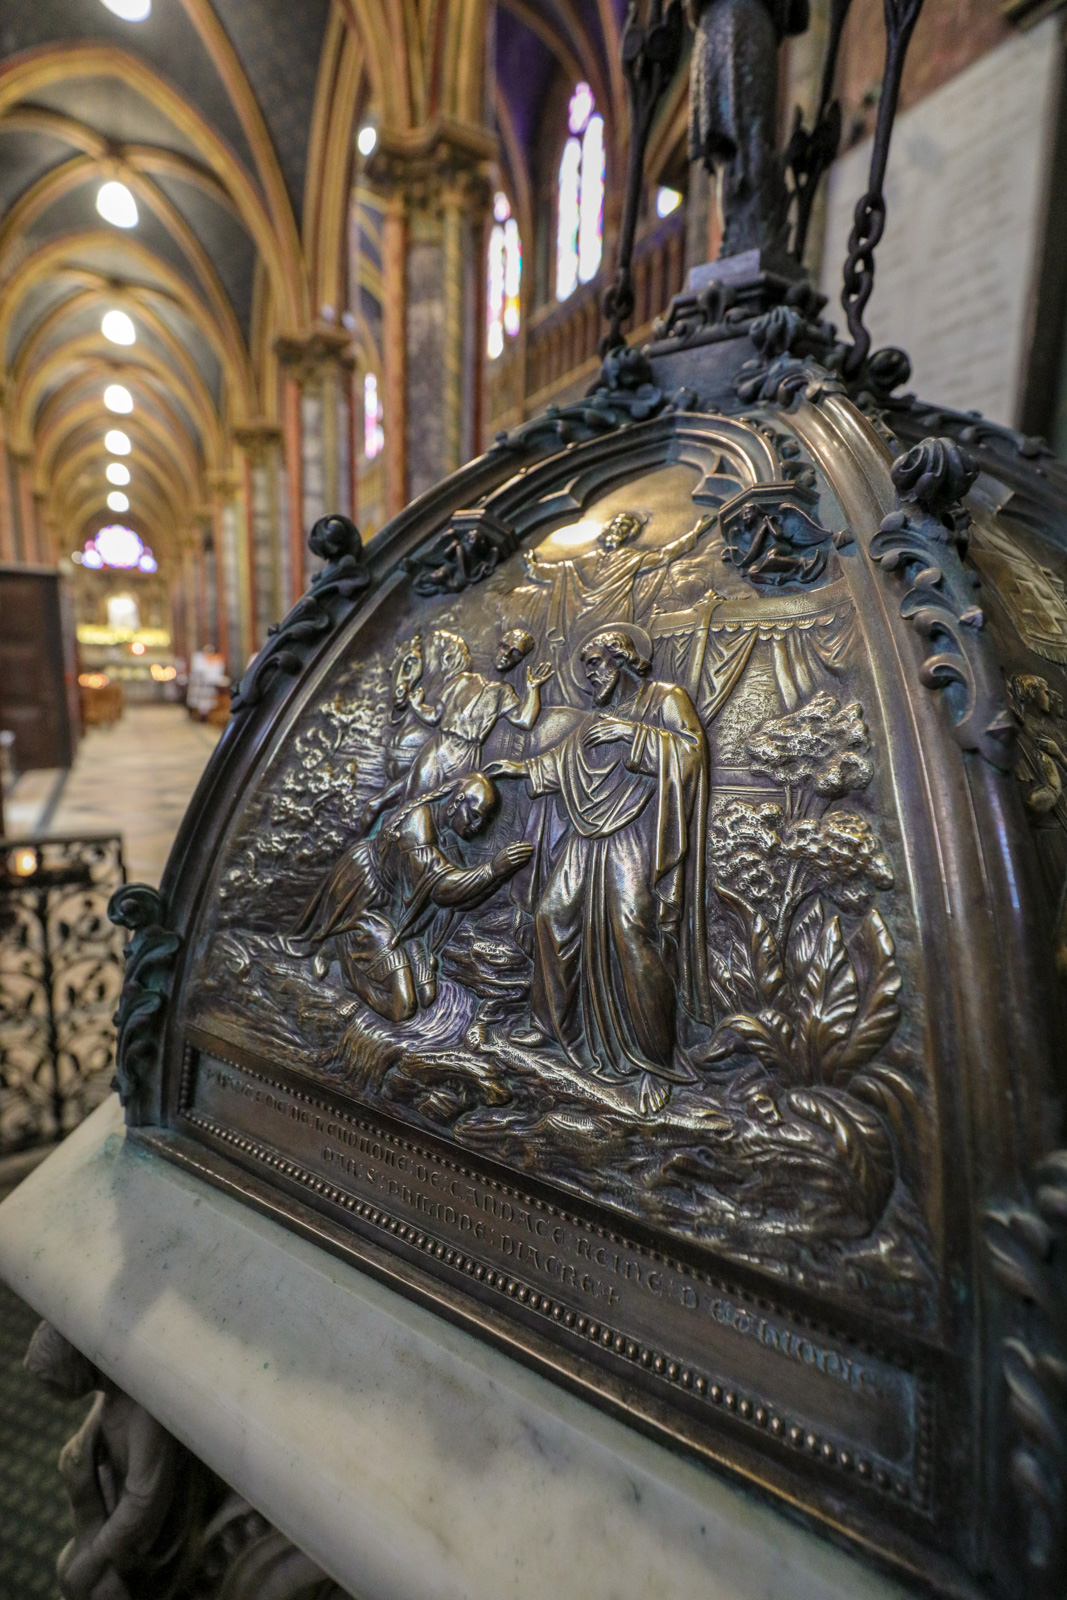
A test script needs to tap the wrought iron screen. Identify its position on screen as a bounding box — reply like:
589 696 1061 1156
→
0 835 127 1154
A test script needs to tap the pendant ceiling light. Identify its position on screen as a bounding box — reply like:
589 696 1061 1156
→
95 181 138 230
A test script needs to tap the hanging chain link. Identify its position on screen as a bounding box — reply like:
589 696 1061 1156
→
600 0 684 356
840 0 926 377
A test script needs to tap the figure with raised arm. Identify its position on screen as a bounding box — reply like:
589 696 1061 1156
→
358 627 553 835
487 625 712 1112
522 511 714 702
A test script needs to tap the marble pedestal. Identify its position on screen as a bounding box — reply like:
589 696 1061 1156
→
0 1099 915 1600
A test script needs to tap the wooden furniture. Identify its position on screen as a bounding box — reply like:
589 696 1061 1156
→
0 565 80 772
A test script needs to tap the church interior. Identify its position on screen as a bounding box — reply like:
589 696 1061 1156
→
1 0 1067 1595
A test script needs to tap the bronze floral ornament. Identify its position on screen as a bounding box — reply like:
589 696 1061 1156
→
108 884 181 1112
701 692 905 1231
230 515 371 716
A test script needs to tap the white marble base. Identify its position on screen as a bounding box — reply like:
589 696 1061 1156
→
0 1099 914 1600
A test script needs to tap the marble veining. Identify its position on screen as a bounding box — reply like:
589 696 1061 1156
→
0 1099 914 1600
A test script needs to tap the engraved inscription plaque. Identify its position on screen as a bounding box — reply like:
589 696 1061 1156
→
183 1033 928 1503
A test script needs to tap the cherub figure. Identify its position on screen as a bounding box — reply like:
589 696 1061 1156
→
1009 673 1067 818
24 1322 188 1600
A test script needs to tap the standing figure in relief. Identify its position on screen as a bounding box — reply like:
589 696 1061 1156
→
522 511 714 703
487 626 713 1112
378 634 434 796
291 774 533 1021
1008 672 1067 975
359 627 553 835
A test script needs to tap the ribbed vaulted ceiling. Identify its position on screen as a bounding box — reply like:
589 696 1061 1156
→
0 0 656 567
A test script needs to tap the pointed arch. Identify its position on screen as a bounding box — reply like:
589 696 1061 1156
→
0 46 304 328
0 232 254 413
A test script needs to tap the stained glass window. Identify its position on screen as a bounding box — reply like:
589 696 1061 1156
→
363 371 383 459
80 525 157 571
556 83 604 302
487 192 522 360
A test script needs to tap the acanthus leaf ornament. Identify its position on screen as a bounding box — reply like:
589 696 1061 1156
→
735 352 845 410
230 515 371 716
870 437 1017 769
107 884 181 1109
490 346 685 460
889 435 978 548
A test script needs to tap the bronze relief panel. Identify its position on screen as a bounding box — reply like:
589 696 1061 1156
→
176 415 933 1331
148 409 963 1572
970 505 1067 974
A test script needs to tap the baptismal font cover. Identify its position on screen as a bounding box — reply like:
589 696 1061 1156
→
109 3 1067 1596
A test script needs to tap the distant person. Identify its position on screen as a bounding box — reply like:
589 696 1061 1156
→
186 649 227 721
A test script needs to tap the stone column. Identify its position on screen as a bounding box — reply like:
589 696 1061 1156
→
381 196 408 520
275 327 355 595
235 424 284 648
195 514 217 655
367 127 494 510
11 452 38 564
0 400 18 563
34 492 55 566
208 472 245 679
171 538 197 666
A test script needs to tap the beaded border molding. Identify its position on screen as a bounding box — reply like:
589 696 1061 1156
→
175 1037 933 1510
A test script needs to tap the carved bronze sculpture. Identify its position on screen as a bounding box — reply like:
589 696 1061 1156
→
107 1 1067 1595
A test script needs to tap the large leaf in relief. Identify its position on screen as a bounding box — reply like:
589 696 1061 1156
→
798 913 858 1083
729 938 761 1012
708 944 739 1011
830 908 902 1079
706 1010 794 1074
750 912 785 1006
787 897 824 989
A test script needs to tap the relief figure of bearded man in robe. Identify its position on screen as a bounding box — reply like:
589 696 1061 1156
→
487 626 713 1113
359 627 552 834
522 511 714 704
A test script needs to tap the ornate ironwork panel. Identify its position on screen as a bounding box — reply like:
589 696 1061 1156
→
0 835 126 1153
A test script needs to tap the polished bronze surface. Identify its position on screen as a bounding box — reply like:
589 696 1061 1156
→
108 5 1067 1588
106 343 1067 1594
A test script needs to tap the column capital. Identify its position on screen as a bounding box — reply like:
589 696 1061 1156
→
207 469 241 499
274 324 354 382
233 422 283 462
364 118 495 212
